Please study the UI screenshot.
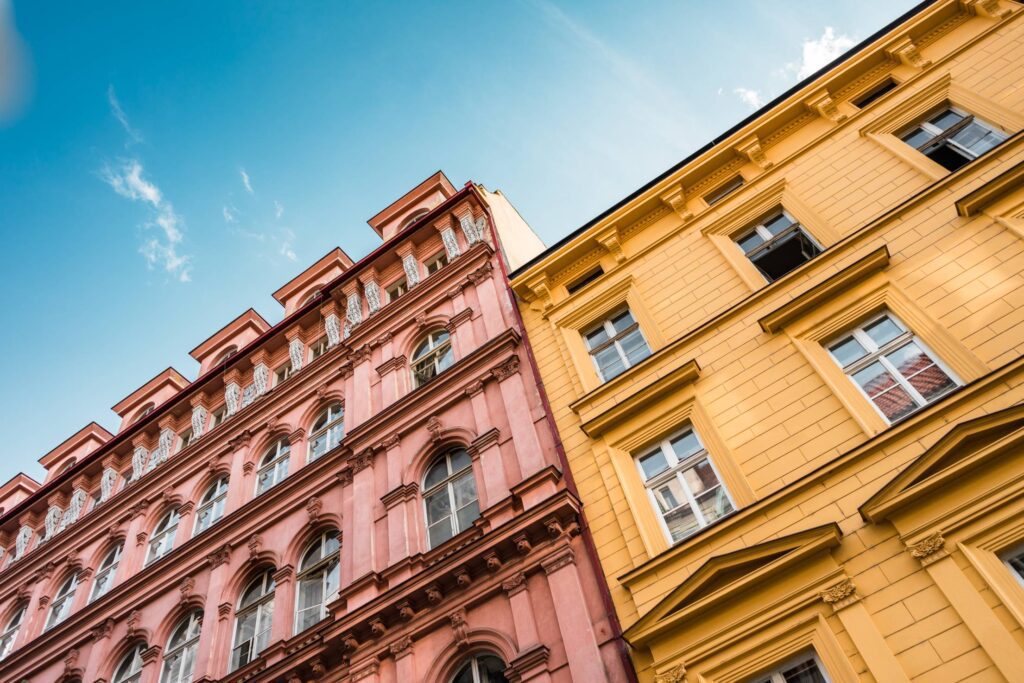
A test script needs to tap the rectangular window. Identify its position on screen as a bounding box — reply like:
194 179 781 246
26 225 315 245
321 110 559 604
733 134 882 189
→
753 655 828 683
566 266 604 295
425 252 449 275
177 429 193 452
310 336 329 361
1005 547 1024 586
827 313 959 423
275 364 293 386
211 407 227 429
583 308 651 381
900 107 1006 172
852 77 897 109
636 427 735 544
387 279 408 303
704 176 744 206
735 210 822 282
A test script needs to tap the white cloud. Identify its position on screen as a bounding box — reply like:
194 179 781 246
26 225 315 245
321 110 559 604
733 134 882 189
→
279 228 297 261
788 27 855 80
101 159 191 282
240 168 254 195
107 84 143 144
222 205 237 223
274 200 284 219
733 87 764 109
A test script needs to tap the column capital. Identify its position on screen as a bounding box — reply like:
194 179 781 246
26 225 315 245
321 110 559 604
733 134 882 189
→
389 635 413 659
819 578 859 611
906 532 947 566
501 571 528 596
541 548 575 575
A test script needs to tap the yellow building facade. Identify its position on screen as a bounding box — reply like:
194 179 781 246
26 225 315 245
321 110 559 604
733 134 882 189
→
511 1 1024 681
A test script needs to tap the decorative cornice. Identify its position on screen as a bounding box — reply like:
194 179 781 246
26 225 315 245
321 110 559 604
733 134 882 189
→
375 355 408 377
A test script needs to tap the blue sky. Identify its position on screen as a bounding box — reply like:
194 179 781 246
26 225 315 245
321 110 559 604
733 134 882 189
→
0 0 920 482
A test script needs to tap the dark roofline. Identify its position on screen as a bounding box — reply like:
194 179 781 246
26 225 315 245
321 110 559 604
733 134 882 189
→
509 0 941 278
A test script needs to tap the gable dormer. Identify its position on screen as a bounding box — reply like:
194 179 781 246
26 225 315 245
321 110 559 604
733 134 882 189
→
37 422 113 483
272 248 354 316
112 367 190 432
0 474 40 516
367 171 458 242
190 309 271 376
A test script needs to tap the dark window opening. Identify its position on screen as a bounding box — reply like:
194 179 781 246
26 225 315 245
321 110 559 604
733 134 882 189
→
900 108 1006 173
748 231 822 282
852 78 897 108
704 176 744 206
566 267 604 294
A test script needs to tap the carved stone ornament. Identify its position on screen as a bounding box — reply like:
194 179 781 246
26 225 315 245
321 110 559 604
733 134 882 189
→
402 253 422 288
484 552 502 573
126 609 142 637
306 496 323 523
654 664 687 683
346 291 363 327
440 226 461 260
156 428 175 465
886 36 931 69
427 415 443 442
369 618 387 638
389 635 413 658
397 601 415 621
248 534 263 559
59 489 87 532
908 532 947 564
491 356 520 382
343 318 354 341
180 576 196 600
311 658 327 676
342 633 359 653
132 446 149 481
100 468 118 502
450 609 470 648
191 405 208 439
325 313 342 347
820 579 858 608
514 535 532 555
459 214 482 246
90 618 114 641
364 281 382 314
455 567 472 588
502 572 527 595
207 545 231 567
289 338 305 373
253 363 270 395
44 505 63 540
225 382 241 416
425 584 443 604
351 449 374 473
241 384 257 407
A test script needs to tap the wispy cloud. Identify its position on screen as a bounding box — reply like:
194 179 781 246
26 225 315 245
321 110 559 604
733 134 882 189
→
0 0 32 125
733 87 764 109
101 159 191 282
279 228 297 261
274 200 284 219
787 27 854 80
107 84 143 144
239 168 254 195
222 205 237 223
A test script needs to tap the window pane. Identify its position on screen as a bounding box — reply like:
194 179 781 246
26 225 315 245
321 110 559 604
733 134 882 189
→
781 659 827 683
619 329 651 366
682 459 719 496
929 109 963 130
663 504 699 542
829 336 867 367
873 385 918 421
652 479 686 514
450 449 471 472
638 450 670 480
452 472 477 508
594 346 626 380
737 231 764 253
905 362 956 402
669 431 702 460
863 316 902 348
952 121 1002 156
610 310 636 333
585 327 609 348
437 346 455 372
901 126 933 148
429 520 453 548
297 578 324 618
696 487 734 524
852 362 899 397
455 500 481 532
424 461 449 490
763 213 794 235
425 491 452 525
310 435 327 459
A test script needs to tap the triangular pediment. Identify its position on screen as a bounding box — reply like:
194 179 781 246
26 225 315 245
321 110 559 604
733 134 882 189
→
625 524 841 644
861 403 1024 522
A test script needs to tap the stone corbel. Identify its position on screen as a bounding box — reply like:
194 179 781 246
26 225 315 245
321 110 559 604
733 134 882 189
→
804 88 847 123
961 0 1011 18
819 578 859 611
658 182 693 221
286 328 305 372
397 242 422 289
360 271 383 316
885 35 931 69
906 532 947 566
521 273 552 314
653 664 686 683
190 393 210 440
735 134 773 170
593 224 626 265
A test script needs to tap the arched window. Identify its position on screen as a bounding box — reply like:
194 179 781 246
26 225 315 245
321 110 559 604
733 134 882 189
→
90 543 123 602
401 208 430 230
232 570 276 671
452 653 509 683
146 509 180 566
45 572 79 630
112 643 147 683
423 448 480 549
0 603 26 660
216 346 239 365
194 477 229 534
256 440 290 495
412 330 454 387
132 404 155 424
161 610 202 683
308 404 344 461
57 458 77 475
295 531 340 633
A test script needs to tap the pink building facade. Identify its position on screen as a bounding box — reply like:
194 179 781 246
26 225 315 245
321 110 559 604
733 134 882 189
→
0 173 632 683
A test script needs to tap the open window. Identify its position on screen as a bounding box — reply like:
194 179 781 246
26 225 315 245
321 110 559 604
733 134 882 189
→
899 106 1006 172
735 210 822 283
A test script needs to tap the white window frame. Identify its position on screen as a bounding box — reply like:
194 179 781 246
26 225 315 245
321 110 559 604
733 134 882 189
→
294 531 341 634
635 427 735 545
733 210 822 282
309 336 329 361
89 543 123 603
583 308 651 382
422 449 480 550
704 175 744 206
411 330 455 388
160 610 202 683
753 652 831 683
255 440 290 495
231 571 275 671
45 572 79 630
900 106 1006 164
274 363 293 387
211 406 228 429
194 477 229 535
1004 545 1024 588
112 643 147 683
308 404 345 461
425 251 449 275
450 653 509 683
827 312 961 425
0 604 25 660
386 278 408 303
146 509 180 566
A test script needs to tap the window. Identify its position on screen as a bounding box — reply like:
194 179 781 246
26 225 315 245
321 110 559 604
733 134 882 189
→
112 643 147 683
216 346 239 365
211 406 228 429
146 509 180 566
232 570 275 671
412 330 455 387
45 573 79 630
295 531 341 633
426 251 449 275
1004 547 1024 585
309 404 345 461
852 77 897 109
900 107 1006 172
132 404 155 425
194 477 229 534
90 543 123 602
256 440 290 495
704 176 744 206
0 604 25 660
583 308 651 381
451 653 509 683
387 279 408 303
735 211 822 283
57 458 77 475
752 654 828 683
310 336 329 361
827 313 959 423
423 449 480 549
636 428 735 544
177 429 194 453
161 611 202 683
566 266 605 295
274 364 293 386
302 289 322 306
